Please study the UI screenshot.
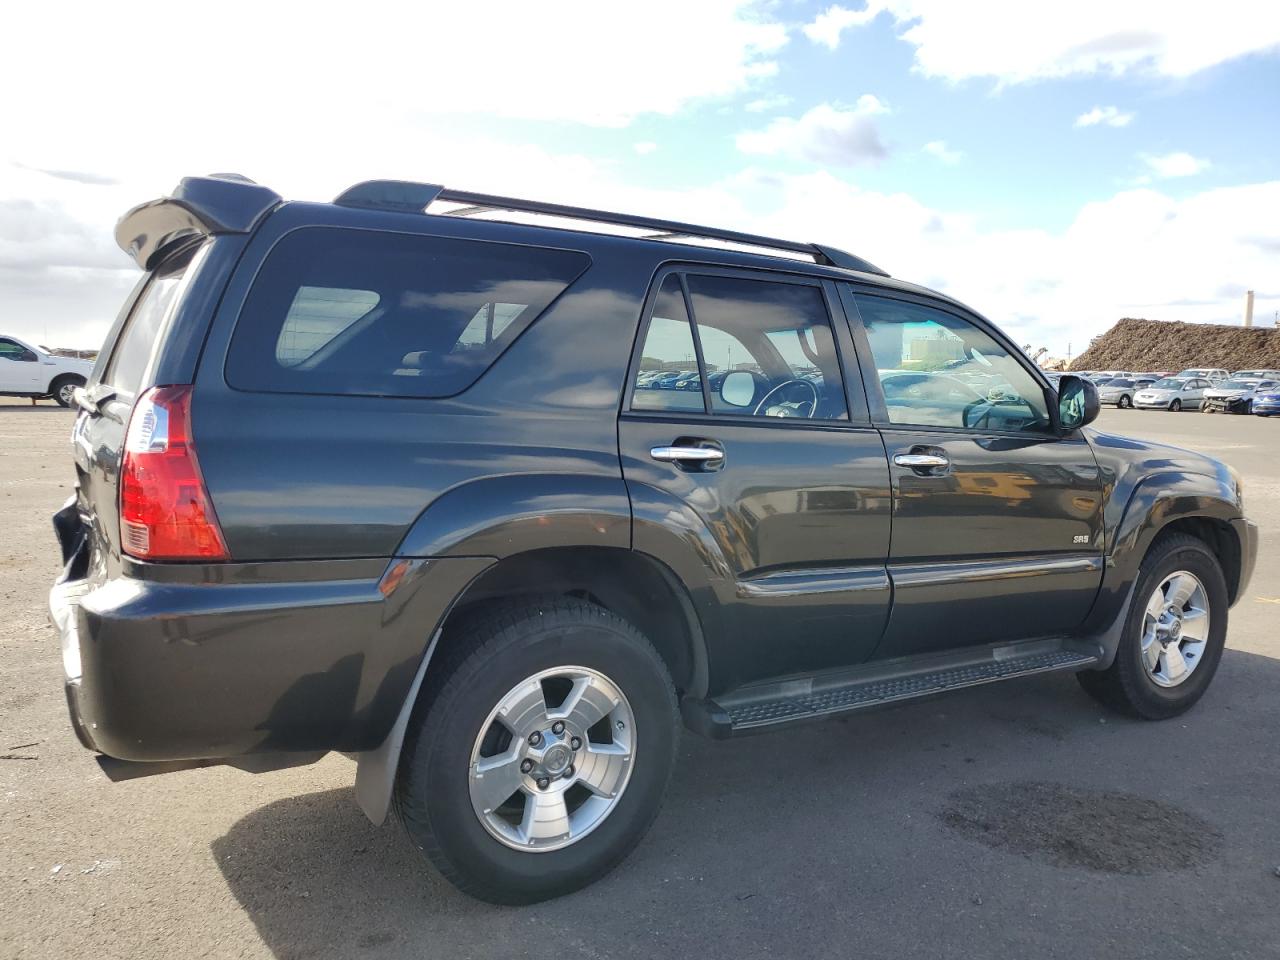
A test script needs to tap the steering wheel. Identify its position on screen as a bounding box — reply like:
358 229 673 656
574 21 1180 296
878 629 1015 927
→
752 378 820 418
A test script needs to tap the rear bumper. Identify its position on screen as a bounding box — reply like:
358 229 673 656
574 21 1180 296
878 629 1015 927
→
49 551 492 764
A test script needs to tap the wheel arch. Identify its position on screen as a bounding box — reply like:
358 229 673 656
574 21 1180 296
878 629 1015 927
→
354 545 711 826
47 371 86 394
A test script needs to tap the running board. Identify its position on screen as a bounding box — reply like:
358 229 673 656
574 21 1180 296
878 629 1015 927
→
682 640 1100 738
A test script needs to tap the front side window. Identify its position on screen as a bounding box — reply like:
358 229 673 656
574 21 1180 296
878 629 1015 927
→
227 229 590 398
0 338 36 361
854 294 1051 432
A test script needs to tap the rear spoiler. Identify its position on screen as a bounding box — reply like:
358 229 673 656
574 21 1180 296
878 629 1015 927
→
114 174 281 270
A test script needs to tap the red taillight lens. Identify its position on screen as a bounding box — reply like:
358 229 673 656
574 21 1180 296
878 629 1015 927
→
119 385 229 561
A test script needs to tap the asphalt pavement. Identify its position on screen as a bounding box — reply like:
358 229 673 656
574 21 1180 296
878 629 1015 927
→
2 400 1277 960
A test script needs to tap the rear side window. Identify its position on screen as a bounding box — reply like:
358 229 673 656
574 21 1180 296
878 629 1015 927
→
227 228 590 398
103 248 196 396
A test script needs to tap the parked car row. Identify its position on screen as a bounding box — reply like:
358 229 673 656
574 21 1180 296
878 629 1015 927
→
1040 367 1280 416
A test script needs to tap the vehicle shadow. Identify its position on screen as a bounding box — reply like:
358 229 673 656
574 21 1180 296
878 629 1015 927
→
214 648 1280 960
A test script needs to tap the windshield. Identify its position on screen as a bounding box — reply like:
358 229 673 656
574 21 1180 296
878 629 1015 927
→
1150 378 1182 389
1176 369 1209 377
1219 379 1256 389
1106 378 1133 388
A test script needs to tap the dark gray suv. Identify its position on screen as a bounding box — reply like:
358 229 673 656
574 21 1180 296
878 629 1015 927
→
49 175 1257 903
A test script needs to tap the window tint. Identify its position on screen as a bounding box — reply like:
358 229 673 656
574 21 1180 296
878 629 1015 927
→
103 249 195 395
227 228 590 398
686 275 846 420
0 339 36 361
855 295 1051 432
1108 378 1134 388
632 276 704 413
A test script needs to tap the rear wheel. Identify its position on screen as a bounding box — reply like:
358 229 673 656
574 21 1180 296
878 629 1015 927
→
50 375 84 408
395 597 679 904
1169 398 1182 412
1078 533 1227 720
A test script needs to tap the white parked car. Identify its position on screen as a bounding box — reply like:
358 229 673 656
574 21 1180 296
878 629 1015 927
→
0 335 94 406
1175 367 1228 383
1133 376 1213 411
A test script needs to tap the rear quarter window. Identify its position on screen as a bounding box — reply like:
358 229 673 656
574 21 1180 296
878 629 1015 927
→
226 228 590 398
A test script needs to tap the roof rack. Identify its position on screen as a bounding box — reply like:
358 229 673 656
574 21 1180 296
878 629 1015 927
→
333 180 888 277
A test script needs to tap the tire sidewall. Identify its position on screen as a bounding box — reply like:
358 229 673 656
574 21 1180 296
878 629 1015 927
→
405 613 677 900
1117 537 1228 715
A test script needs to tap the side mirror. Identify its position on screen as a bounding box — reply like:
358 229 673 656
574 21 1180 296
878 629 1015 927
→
720 370 755 407
1057 374 1099 432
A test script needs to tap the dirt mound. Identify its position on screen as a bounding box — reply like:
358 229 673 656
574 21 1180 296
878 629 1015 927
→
1069 318 1280 372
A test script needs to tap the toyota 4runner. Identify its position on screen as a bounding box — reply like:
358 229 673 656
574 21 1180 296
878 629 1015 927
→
49 175 1258 903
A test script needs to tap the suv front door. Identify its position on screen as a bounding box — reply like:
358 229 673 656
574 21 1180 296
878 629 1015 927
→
842 288 1104 660
619 268 892 693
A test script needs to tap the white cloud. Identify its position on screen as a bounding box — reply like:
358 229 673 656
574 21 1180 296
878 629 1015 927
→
633 142 659 156
739 172 1280 353
736 98 890 166
803 4 882 49
1075 105 1135 128
800 1 1280 83
1142 151 1211 178
923 140 963 164
744 94 793 113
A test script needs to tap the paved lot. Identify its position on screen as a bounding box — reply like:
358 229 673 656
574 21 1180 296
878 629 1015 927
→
2 400 1277 960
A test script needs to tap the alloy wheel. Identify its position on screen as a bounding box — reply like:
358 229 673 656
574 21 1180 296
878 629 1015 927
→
468 666 635 852
1140 571 1210 688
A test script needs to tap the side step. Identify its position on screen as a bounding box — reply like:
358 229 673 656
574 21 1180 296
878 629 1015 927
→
682 640 1100 738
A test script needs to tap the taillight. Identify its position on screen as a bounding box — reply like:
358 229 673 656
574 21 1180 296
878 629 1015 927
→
119 385 229 561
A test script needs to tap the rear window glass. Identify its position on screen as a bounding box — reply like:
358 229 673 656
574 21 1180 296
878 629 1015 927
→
103 248 196 395
226 228 590 398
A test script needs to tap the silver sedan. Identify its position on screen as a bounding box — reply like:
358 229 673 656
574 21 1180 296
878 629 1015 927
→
1133 377 1211 411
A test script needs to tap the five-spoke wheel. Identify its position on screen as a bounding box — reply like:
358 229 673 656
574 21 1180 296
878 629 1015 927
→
469 666 635 851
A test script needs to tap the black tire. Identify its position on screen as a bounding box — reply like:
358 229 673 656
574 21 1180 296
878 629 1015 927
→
1118 394 1132 409
395 597 679 904
1169 398 1182 412
1077 533 1228 720
50 374 84 408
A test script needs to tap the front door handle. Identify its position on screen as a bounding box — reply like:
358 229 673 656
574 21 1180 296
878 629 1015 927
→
651 444 724 466
894 453 949 469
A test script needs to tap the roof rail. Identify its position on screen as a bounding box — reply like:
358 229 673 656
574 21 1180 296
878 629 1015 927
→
333 179 888 276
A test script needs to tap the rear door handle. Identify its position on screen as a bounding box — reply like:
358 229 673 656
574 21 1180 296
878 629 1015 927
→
650 444 724 466
894 453 949 469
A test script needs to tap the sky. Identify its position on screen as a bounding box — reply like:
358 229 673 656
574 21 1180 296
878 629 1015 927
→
1 0 1278 359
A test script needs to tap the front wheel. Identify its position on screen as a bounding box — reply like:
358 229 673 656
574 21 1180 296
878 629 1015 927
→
50 375 84 408
1169 398 1182 412
395 597 679 904
1078 532 1228 720
1118 394 1132 409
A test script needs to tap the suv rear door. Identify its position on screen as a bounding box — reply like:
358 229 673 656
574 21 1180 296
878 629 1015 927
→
619 267 892 692
840 287 1104 660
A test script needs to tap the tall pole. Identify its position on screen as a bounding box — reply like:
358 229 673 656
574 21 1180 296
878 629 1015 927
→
1244 290 1254 328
